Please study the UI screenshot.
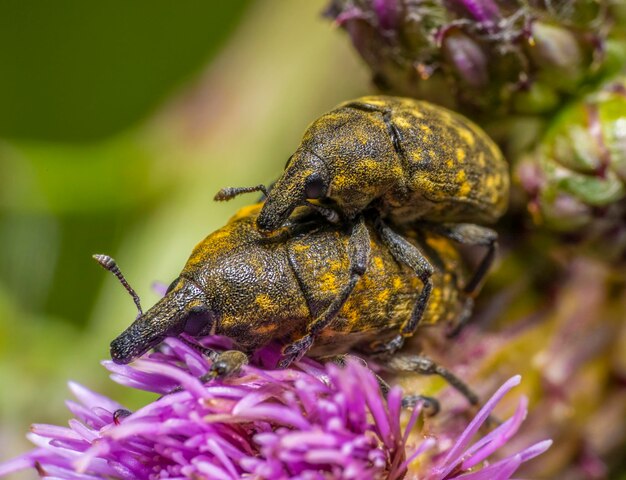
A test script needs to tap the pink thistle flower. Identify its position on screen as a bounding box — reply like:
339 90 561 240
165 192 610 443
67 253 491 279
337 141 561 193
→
0 337 550 479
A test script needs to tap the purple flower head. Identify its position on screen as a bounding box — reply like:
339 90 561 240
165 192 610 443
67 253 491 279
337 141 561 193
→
0 337 550 479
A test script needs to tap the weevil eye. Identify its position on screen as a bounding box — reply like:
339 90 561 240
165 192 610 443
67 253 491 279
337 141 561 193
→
184 304 213 336
304 175 327 199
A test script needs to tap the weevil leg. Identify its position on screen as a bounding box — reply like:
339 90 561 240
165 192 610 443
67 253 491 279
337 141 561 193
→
324 354 390 394
385 354 479 406
202 350 249 380
177 336 220 361
375 219 434 353
304 200 342 224
279 216 371 368
113 409 132 424
256 206 333 243
258 219 322 244
214 184 269 202
446 295 475 338
402 395 440 416
177 337 251 376
324 354 440 415
163 350 249 396
429 223 498 296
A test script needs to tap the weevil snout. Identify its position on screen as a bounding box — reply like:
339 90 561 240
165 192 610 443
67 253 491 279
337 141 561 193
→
110 281 210 364
257 150 329 232
110 319 157 364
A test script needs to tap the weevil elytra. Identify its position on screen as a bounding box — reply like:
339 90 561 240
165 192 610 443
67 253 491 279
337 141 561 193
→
216 95 509 352
102 204 480 405
218 96 509 227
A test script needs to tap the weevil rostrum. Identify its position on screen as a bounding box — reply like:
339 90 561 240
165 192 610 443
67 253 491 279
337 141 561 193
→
101 204 480 405
216 95 510 357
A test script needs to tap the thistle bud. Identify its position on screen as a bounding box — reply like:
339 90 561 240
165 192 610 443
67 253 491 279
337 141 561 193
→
528 22 584 92
442 30 489 88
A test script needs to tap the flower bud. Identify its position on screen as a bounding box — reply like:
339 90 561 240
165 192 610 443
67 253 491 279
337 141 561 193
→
442 30 489 88
528 21 584 92
545 195 592 231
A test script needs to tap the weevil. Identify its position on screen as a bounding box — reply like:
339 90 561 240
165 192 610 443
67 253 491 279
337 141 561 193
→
100 204 480 405
216 95 509 350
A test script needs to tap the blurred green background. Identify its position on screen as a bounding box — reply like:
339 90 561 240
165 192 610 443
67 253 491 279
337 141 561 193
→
0 0 369 469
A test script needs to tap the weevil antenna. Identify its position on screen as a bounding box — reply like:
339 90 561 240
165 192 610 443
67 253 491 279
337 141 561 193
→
214 184 269 201
92 254 143 316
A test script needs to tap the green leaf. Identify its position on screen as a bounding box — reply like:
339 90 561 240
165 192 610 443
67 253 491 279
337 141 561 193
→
0 0 250 141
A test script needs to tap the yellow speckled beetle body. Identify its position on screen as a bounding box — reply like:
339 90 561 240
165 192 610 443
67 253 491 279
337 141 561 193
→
109 204 471 366
258 96 509 229
216 96 509 358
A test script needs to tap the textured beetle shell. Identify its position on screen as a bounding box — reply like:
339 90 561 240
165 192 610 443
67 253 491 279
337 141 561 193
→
180 204 468 356
296 95 509 223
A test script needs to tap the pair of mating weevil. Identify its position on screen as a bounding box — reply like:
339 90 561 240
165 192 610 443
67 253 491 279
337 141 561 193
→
97 96 509 409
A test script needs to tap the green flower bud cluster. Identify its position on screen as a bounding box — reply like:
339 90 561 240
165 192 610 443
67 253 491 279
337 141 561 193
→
518 77 626 260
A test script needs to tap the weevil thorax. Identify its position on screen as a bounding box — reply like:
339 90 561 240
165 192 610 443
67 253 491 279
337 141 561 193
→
180 211 310 350
301 106 404 218
110 279 209 364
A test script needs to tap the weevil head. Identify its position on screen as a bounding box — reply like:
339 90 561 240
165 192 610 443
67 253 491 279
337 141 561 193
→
257 150 330 232
110 278 215 364
258 104 401 230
